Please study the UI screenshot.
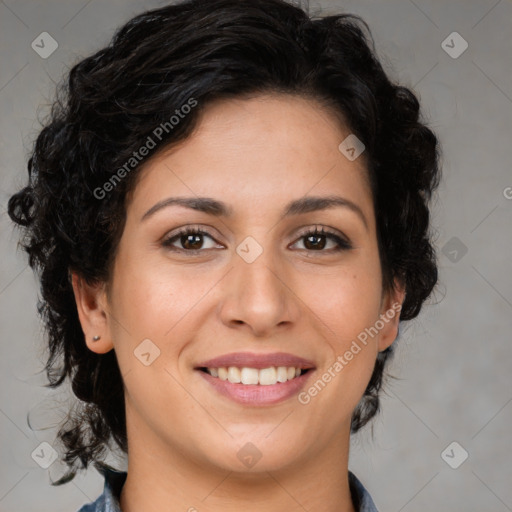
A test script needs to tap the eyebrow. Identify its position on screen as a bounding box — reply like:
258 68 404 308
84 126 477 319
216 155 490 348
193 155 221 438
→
141 195 368 230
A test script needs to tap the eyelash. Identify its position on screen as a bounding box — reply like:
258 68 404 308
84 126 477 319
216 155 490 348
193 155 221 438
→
161 225 353 254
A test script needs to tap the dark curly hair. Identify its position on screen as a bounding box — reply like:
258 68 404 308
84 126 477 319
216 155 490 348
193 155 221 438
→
7 0 441 484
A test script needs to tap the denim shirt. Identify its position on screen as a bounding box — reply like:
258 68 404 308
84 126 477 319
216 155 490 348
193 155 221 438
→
77 467 379 511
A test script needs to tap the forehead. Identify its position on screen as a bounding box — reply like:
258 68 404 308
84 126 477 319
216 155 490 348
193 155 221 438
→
128 93 373 222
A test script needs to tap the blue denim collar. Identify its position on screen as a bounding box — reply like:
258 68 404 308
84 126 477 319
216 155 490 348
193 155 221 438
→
77 466 378 511
76 466 126 512
349 470 379 511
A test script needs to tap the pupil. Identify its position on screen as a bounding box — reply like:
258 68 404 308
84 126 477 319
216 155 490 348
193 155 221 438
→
305 234 325 250
180 233 328 251
183 234 202 250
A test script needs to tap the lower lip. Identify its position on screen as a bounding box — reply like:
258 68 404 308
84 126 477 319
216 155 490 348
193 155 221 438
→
196 369 315 406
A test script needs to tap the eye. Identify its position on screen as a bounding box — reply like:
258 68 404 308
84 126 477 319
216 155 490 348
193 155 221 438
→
161 225 352 254
290 226 352 252
162 226 222 252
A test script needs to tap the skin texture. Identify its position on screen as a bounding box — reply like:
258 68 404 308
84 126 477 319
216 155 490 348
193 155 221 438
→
72 94 405 512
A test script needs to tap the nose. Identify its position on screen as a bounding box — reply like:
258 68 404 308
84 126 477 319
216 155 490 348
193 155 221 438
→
217 249 299 338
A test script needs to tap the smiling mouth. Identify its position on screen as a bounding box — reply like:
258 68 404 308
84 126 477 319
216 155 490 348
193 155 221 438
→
197 366 312 386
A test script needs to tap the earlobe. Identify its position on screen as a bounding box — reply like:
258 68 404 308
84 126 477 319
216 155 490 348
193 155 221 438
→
377 279 406 352
70 272 114 354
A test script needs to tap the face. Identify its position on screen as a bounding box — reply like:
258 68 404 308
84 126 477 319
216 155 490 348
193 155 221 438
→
75 93 403 475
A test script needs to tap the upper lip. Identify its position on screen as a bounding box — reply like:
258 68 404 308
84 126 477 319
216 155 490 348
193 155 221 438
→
195 352 316 370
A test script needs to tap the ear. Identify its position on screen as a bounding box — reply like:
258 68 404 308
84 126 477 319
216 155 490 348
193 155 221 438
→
377 278 406 352
71 272 114 354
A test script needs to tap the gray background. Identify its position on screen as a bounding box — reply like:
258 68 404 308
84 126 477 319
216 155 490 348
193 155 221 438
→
1 0 511 510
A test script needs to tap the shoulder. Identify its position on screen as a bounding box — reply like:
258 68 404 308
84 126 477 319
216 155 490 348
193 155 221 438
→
76 467 127 512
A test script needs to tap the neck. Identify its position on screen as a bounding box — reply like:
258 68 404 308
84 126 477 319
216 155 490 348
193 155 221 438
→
119 409 357 512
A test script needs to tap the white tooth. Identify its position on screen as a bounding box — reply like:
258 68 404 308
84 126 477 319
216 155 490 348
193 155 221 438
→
289 367 298 379
209 368 218 377
276 366 289 382
218 367 228 380
259 367 278 385
241 367 259 385
227 366 241 383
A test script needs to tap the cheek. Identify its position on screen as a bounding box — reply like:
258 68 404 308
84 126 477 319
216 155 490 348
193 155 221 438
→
296 262 382 410
108 253 199 361
297 269 380 424
300 264 383 347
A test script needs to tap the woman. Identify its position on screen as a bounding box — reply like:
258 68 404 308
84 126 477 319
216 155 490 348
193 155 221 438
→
7 0 441 510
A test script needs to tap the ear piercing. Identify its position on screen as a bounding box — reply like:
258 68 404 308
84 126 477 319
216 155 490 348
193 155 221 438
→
92 335 101 341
